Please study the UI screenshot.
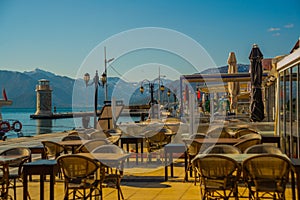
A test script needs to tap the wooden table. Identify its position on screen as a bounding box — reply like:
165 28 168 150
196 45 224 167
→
58 140 90 153
164 143 187 181
120 136 144 164
23 159 59 200
0 155 26 199
261 135 281 148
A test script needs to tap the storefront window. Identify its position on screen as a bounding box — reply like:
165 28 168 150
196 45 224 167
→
297 64 300 158
291 66 298 157
278 71 285 152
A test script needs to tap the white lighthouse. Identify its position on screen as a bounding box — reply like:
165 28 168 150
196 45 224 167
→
34 79 53 116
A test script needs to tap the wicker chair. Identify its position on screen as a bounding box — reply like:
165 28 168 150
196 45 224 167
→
234 128 259 138
233 137 261 153
42 141 67 159
0 147 31 200
61 135 82 141
89 130 108 140
183 133 209 183
193 154 241 200
75 138 111 153
242 154 291 199
144 127 173 161
206 127 232 138
202 144 241 154
104 128 122 144
92 144 126 200
244 144 282 154
57 154 105 200
237 133 262 140
67 131 90 140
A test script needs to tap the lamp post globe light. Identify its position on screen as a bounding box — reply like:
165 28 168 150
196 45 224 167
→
140 79 165 119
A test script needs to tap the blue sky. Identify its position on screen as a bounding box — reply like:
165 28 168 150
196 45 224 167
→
0 0 299 81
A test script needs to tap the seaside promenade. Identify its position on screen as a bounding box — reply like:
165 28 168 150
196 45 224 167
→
0 130 294 200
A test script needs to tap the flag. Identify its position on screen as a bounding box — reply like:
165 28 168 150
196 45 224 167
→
2 88 8 101
197 89 201 100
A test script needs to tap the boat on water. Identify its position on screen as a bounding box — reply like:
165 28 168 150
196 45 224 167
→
0 89 23 140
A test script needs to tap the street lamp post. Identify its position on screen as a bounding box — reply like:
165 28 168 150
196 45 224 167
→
83 47 114 128
103 47 114 101
140 79 165 119
167 89 171 111
84 70 107 128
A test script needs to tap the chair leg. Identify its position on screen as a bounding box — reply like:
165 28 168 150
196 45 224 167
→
117 177 124 200
13 178 17 200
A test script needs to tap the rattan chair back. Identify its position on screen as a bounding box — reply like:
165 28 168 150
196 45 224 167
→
0 147 31 168
234 128 259 138
202 144 241 154
61 135 82 141
206 127 232 138
193 154 241 199
92 144 125 154
89 130 107 140
144 127 173 152
76 138 111 153
244 144 282 154
58 154 100 179
68 131 90 140
233 137 261 153
238 133 262 140
242 154 291 199
42 141 67 159
57 154 104 200
185 133 207 156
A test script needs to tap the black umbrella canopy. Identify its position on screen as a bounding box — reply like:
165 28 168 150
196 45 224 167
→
249 44 264 122
249 44 263 86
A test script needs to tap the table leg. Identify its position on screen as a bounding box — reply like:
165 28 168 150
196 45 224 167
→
141 141 144 163
50 173 55 200
164 150 168 181
297 170 300 200
126 143 130 163
291 170 296 200
40 174 44 200
23 173 28 200
170 153 174 177
135 142 138 165
184 152 188 182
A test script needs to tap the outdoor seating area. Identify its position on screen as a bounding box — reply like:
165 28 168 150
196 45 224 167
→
0 122 299 200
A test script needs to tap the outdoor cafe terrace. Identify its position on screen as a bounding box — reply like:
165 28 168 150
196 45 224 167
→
0 121 299 200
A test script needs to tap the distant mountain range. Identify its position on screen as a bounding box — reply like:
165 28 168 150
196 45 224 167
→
0 64 249 108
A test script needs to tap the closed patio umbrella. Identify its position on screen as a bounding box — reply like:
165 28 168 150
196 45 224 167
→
249 44 264 122
227 52 240 113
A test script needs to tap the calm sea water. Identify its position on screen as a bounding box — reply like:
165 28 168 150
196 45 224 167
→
0 108 136 139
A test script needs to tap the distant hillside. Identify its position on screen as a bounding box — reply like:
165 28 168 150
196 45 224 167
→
0 64 249 108
200 64 249 74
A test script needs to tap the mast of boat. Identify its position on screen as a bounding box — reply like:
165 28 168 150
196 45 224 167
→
0 89 12 120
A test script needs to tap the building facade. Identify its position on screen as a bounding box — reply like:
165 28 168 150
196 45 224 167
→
276 39 300 158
